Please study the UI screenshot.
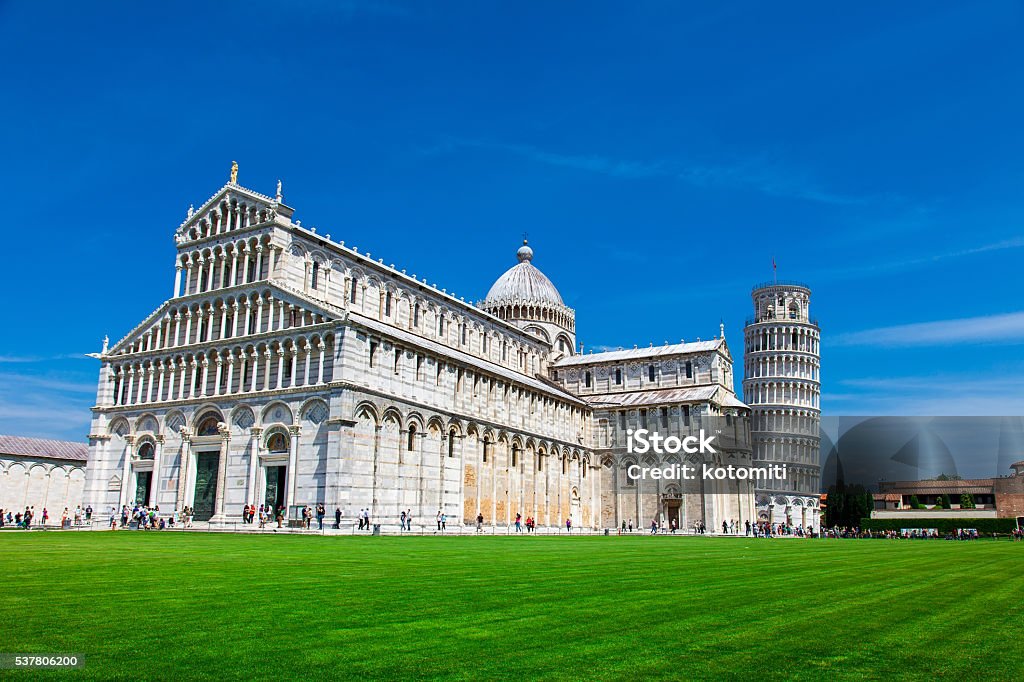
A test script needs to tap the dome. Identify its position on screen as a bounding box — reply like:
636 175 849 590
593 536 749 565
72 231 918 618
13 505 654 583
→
483 240 564 306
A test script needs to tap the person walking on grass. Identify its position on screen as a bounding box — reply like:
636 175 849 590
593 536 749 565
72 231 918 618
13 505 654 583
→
476 513 484 533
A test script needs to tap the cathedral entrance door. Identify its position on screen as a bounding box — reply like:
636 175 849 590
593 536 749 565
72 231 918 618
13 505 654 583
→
134 472 152 506
264 465 286 512
665 500 681 530
192 452 219 522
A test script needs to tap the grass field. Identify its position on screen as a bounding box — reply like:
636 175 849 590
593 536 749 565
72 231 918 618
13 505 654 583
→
1 532 1022 680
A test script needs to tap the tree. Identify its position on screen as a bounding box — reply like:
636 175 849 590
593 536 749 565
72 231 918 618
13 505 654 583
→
960 493 975 509
940 494 952 509
909 495 921 510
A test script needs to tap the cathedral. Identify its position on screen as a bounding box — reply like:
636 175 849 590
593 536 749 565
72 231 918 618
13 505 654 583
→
84 167 762 531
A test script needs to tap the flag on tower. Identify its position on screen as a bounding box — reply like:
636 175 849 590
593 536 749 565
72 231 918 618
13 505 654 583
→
772 256 777 283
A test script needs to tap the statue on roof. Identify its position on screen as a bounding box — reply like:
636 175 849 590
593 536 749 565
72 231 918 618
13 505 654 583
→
276 179 283 202
230 161 238 184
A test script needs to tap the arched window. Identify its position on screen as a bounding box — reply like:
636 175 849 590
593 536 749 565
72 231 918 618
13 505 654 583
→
311 261 319 289
385 291 392 317
562 456 568 475
537 452 544 471
615 368 622 385
196 414 221 436
438 315 445 336
137 442 155 460
512 445 520 468
448 429 456 458
624 462 636 487
482 438 491 463
267 432 289 453
350 278 358 304
407 423 416 452
413 302 420 327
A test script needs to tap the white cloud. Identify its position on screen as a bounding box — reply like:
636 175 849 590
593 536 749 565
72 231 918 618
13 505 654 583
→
830 311 1024 348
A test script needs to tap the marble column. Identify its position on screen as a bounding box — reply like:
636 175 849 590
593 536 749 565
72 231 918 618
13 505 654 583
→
247 426 262 506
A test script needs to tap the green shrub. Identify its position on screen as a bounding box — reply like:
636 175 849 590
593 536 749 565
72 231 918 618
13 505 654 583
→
909 495 921 510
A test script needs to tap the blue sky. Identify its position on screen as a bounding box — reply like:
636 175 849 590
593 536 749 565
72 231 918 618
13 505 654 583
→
1 1 1022 441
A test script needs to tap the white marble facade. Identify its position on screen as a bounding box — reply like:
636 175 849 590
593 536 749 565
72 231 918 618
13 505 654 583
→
84 172 756 530
742 283 822 530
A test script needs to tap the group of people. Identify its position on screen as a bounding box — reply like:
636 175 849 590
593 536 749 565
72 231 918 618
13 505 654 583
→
0 506 95 529
826 526 1018 540
241 504 286 528
512 513 539 532
108 504 181 530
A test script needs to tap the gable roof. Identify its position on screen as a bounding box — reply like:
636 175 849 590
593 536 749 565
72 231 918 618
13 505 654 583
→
553 339 726 367
0 435 88 462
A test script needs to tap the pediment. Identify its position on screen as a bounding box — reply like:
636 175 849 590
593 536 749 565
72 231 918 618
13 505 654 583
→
174 182 292 245
105 280 344 358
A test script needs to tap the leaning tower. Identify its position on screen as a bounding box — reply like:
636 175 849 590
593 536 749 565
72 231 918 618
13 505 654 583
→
742 282 821 531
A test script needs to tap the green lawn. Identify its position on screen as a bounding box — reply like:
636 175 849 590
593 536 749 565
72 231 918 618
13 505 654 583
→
1 532 1022 680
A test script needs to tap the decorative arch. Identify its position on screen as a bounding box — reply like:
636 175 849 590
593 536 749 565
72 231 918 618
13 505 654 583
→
108 417 130 437
354 401 380 425
300 398 329 425
261 401 293 426
231 405 256 430
264 427 290 453
164 410 186 433
135 414 159 435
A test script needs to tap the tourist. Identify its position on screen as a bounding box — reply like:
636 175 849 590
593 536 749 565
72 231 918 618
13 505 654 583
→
440 513 447 531
109 506 117 529
476 513 484 533
405 510 413 531
650 519 657 535
85 505 92 521
259 507 267 529
515 513 523 533
566 517 572 534
358 509 365 531
42 508 49 527
363 508 370 530
628 519 633 533
335 507 342 529
275 506 284 528
401 510 407 531
436 510 442 531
